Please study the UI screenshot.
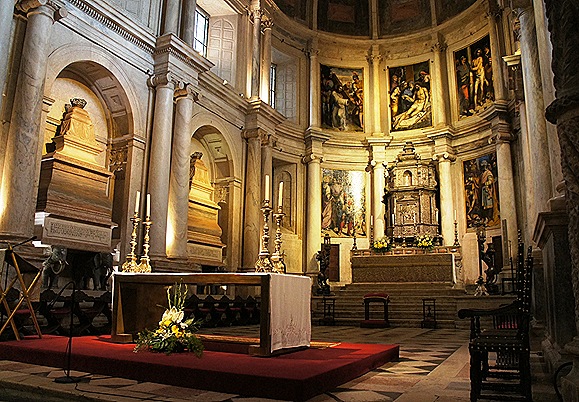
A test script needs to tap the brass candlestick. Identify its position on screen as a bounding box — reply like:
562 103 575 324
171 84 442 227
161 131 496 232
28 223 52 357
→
138 215 152 273
255 199 274 272
271 206 285 274
122 213 141 272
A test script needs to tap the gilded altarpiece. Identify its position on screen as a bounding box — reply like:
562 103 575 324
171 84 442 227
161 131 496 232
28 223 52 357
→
386 142 439 238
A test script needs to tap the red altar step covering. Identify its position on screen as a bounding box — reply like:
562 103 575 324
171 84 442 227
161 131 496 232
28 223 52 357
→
0 335 399 401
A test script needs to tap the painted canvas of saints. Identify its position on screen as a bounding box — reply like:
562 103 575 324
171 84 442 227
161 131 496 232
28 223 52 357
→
463 153 500 229
321 169 366 237
388 61 432 131
320 65 364 132
454 35 494 118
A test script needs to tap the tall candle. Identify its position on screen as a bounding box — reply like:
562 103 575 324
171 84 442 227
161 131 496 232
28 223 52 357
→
146 193 151 217
391 213 395 224
265 175 270 201
134 191 140 214
370 215 373 225
454 210 457 222
278 181 284 207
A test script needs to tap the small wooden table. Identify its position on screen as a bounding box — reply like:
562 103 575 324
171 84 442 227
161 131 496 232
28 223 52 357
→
111 272 311 356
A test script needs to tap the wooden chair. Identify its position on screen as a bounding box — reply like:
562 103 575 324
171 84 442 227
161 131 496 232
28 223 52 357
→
458 241 533 401
0 246 44 340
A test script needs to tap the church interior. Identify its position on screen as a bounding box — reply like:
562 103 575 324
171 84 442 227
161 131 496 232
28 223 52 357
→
0 0 578 400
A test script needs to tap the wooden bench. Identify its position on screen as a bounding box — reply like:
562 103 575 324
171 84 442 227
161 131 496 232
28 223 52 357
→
458 239 533 401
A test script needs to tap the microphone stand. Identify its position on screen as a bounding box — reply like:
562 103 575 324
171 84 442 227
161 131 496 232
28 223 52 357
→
54 279 80 384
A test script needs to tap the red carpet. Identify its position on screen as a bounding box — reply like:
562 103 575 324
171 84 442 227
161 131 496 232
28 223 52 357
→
0 335 399 401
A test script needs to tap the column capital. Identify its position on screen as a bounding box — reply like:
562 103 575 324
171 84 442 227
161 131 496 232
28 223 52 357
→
432 152 456 162
431 41 447 53
174 83 199 101
366 53 382 65
242 127 267 140
261 15 273 31
302 153 322 164
17 0 66 20
260 131 272 146
148 72 178 89
483 0 503 20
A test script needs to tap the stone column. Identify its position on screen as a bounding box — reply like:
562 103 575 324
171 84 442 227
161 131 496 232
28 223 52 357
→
304 154 322 273
260 17 273 103
167 84 196 260
250 1 262 99
163 0 180 35
308 41 320 128
495 133 518 255
368 45 382 134
542 0 579 399
0 0 65 239
242 128 262 268
434 153 455 246
0 3 14 116
368 140 388 239
431 41 448 126
517 6 553 218
181 0 197 46
487 4 507 101
147 74 176 259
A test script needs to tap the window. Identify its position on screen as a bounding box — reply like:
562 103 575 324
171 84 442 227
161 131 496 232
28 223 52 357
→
270 64 277 108
194 8 209 57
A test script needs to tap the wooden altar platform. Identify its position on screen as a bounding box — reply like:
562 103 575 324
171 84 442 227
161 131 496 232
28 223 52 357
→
351 248 457 283
110 272 311 356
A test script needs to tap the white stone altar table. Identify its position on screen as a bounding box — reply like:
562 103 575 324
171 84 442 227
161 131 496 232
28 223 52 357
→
111 272 311 356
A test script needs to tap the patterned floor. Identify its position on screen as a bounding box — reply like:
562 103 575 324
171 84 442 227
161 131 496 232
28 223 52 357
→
0 326 559 401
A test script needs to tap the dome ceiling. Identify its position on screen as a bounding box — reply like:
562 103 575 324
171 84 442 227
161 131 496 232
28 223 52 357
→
273 0 477 36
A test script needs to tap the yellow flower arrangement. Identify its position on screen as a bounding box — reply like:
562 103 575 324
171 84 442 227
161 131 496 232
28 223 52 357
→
415 234 434 250
372 236 392 253
134 281 204 356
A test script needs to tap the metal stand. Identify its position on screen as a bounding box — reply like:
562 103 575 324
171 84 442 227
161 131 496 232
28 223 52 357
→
453 220 461 247
255 199 274 272
122 213 140 272
137 215 152 273
271 206 286 274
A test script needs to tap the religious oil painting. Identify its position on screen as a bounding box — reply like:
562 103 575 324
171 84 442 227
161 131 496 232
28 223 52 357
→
388 61 432 131
454 35 494 119
320 65 364 132
322 169 366 237
463 153 500 229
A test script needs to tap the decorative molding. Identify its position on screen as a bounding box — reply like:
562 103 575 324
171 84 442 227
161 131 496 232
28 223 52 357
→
64 0 155 53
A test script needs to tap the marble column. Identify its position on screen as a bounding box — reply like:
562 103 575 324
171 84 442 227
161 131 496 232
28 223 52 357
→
308 41 320 128
147 74 176 259
305 154 322 272
517 6 553 217
542 0 579 399
369 45 382 134
181 0 197 46
495 133 518 257
435 154 455 246
0 3 14 116
163 0 180 35
250 1 262 99
260 17 273 103
371 160 385 240
431 41 448 126
242 129 262 268
167 85 196 260
0 0 64 239
487 5 507 101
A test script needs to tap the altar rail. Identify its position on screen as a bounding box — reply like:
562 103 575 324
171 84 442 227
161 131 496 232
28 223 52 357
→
111 272 311 356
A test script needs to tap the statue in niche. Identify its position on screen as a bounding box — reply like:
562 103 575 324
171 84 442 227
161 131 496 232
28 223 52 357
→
189 152 203 189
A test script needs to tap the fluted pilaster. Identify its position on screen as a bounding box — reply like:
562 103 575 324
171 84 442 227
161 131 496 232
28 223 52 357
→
242 128 263 267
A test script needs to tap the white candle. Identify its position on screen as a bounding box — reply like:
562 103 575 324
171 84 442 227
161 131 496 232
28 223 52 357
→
134 191 140 214
454 210 457 222
278 181 284 207
146 193 151 217
265 175 270 201
370 215 373 225
392 213 395 224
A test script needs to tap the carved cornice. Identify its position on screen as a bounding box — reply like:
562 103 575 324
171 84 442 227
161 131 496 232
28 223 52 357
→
154 33 214 77
64 0 154 53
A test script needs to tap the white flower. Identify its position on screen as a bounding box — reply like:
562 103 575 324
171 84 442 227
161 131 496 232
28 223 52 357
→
161 306 184 324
